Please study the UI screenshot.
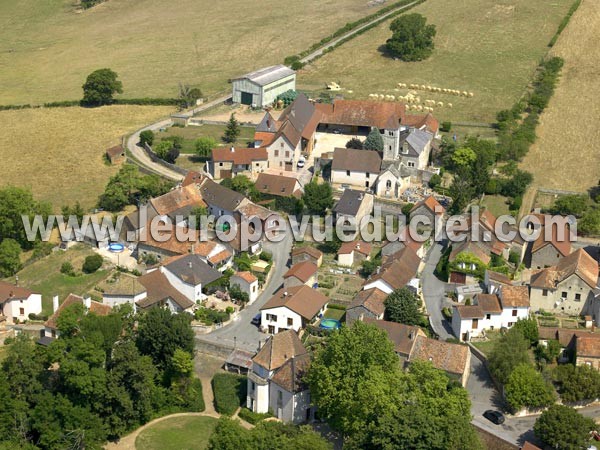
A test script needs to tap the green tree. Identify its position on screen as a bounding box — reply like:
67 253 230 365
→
81 68 123 106
550 194 588 217
188 206 208 230
553 364 600 403
178 83 203 109
428 173 442 189
223 113 241 143
154 140 180 164
535 339 561 365
370 361 482 450
82 254 103 273
302 182 333 215
578 208 600 235
364 128 384 151
386 13 436 61
448 164 475 214
401 202 414 217
0 238 22 277
345 137 364 149
195 136 218 158
223 175 260 202
487 328 531 384
0 185 52 249
306 321 401 436
139 130 155 147
451 147 477 168
534 404 596 450
505 364 555 412
511 317 539 346
383 287 424 326
500 169 533 198
136 307 194 369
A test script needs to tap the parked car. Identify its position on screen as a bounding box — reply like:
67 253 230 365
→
251 313 261 326
297 157 305 168
483 410 505 425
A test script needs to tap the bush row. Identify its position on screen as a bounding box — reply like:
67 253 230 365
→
0 97 179 111
211 373 248 416
284 0 426 66
549 0 582 47
237 407 272 424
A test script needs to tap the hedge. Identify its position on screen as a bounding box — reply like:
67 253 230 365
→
0 97 179 111
549 0 582 47
211 373 248 416
237 407 272 424
327 303 347 310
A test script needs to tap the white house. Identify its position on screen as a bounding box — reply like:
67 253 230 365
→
41 294 111 343
101 273 147 308
0 281 42 324
452 285 530 341
260 285 328 334
362 246 421 295
331 147 382 190
337 240 372 267
230 271 260 304
160 254 223 303
247 330 315 423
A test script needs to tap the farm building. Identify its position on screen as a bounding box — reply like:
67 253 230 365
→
232 65 296 107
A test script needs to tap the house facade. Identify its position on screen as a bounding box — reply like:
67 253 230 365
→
346 288 387 325
333 189 374 231
230 271 260 304
0 282 42 324
337 241 372 267
291 247 323 267
283 261 318 288
209 147 268 180
330 148 381 190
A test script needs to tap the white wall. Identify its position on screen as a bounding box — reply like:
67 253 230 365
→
338 252 355 267
362 279 394 295
161 267 203 302
3 293 42 323
261 306 302 333
103 292 146 309
230 276 259 303
331 169 374 189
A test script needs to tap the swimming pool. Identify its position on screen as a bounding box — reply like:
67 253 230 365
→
108 243 125 253
319 319 341 330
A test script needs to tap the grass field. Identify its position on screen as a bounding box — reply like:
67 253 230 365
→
481 195 510 217
4 244 112 316
135 416 217 450
0 0 388 105
519 0 600 193
157 124 256 154
0 105 173 210
298 0 573 123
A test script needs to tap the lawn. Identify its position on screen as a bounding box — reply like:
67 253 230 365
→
156 124 256 154
0 0 389 105
135 416 218 450
0 105 173 211
298 0 573 123
471 330 502 357
4 244 113 317
323 308 346 321
519 0 600 193
480 195 510 218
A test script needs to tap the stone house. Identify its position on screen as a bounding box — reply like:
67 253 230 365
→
337 240 372 267
283 261 318 288
0 282 42 324
291 246 323 267
330 147 381 191
333 189 374 231
230 271 260 304
345 288 387 325
209 147 268 180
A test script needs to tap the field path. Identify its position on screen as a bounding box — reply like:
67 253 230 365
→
300 0 421 64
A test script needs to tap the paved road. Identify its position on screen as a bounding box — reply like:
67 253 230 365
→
197 224 294 352
420 242 453 340
125 95 231 180
299 0 421 64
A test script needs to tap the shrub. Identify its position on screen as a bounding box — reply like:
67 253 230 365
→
428 173 442 189
139 130 154 147
194 307 229 325
82 254 103 274
259 251 272 262
508 251 520 265
290 60 304 70
238 407 272 424
440 121 452 132
60 261 76 276
212 373 248 415
327 303 347 311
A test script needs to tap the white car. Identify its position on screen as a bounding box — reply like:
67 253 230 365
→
297 157 305 168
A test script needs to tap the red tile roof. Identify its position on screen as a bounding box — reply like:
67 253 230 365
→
233 271 258 284
0 281 33 302
349 288 387 317
410 196 445 216
499 285 530 308
316 99 406 130
252 329 307 371
283 261 318 283
454 305 485 319
366 246 421 290
44 294 111 330
338 240 372 256
211 147 268 165
261 285 328 320
150 185 206 216
363 318 424 356
531 221 573 257
530 249 599 290
410 335 470 376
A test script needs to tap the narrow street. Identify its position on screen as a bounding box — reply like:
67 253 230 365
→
197 224 294 352
420 241 453 340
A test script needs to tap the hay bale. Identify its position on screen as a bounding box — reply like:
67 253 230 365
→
447 102 453 108
437 102 444 107
468 92 474 97
462 91 468 97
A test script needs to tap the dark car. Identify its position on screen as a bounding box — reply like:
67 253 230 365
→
251 314 261 326
483 410 505 425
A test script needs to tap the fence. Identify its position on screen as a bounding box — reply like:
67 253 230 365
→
143 142 189 176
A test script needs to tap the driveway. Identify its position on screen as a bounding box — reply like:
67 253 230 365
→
420 242 454 340
197 223 294 352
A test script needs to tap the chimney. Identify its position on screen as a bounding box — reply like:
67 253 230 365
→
356 243 360 250
230 146 235 153
188 261 193 269
283 291 288 297
53 295 59 313
376 266 381 274
84 296 91 310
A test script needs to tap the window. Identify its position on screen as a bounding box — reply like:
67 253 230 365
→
19 308 25 316
471 319 478 329
386 180 392 188
219 162 223 167
287 318 293 327
365 181 369 188
256 162 260 166
278 391 282 401
285 151 289 158
542 289 548 296
512 309 517 317
389 145 392 151
274 150 279 157
266 314 277 322
251 382 255 391
575 293 581 301
279 161 283 167
346 170 350 176
486 314 491 320
280 142 284 148
408 162 415 168
508 322 515 327
388 131 393 136
561 291 567 299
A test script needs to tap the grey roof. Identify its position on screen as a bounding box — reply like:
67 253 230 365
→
256 112 279 133
334 189 370 216
164 254 223 286
278 94 315 134
200 178 246 212
234 65 295 87
403 129 433 156
382 162 412 179
331 148 382 174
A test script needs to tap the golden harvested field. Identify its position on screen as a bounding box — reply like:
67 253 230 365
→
298 0 573 123
0 105 173 210
520 0 600 193
0 0 387 105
